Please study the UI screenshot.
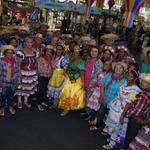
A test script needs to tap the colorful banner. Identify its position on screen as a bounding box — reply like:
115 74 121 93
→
34 0 101 15
96 0 105 8
123 0 145 28
85 0 95 16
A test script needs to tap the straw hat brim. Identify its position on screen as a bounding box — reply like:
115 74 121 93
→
140 73 150 82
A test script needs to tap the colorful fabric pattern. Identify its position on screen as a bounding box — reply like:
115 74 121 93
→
126 88 150 118
47 55 68 101
129 126 150 150
16 50 38 96
102 73 127 108
104 85 141 144
86 72 108 111
58 59 85 110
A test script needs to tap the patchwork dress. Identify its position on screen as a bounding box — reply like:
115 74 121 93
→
16 50 38 97
104 85 141 144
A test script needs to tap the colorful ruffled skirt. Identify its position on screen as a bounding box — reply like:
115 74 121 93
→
16 70 38 96
58 77 85 110
47 69 66 101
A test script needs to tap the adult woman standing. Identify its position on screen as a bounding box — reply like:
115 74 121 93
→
37 45 53 111
16 37 38 108
83 46 103 119
58 45 85 116
90 62 127 130
102 70 141 150
0 45 20 116
47 45 68 107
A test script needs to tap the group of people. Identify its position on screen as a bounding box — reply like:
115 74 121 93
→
0 23 150 150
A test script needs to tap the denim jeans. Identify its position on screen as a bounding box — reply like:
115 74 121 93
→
0 87 14 108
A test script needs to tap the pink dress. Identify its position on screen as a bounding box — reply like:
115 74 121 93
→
86 72 108 111
84 58 95 88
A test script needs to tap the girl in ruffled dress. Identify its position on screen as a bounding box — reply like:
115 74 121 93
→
86 61 111 124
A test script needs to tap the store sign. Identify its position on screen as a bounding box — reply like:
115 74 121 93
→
34 0 101 15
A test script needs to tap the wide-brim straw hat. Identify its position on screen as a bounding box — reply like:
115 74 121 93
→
0 45 15 53
140 73 150 82
101 33 119 41
112 61 127 71
35 33 43 39
18 26 30 33
88 39 97 46
81 36 91 42
46 45 54 50
64 34 72 39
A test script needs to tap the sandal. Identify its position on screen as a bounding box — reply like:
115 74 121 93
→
101 131 108 136
89 126 100 131
9 108 16 115
17 102 22 109
60 110 69 116
38 105 44 111
41 102 48 107
0 109 5 117
102 143 114 150
24 102 31 108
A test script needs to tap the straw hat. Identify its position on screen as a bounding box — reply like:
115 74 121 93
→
0 45 15 53
81 36 91 42
35 33 43 39
101 33 119 41
88 39 97 46
140 73 150 82
112 61 127 71
46 45 53 50
64 34 72 39
18 26 30 33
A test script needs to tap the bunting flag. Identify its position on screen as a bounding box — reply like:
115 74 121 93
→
123 0 145 28
85 0 95 16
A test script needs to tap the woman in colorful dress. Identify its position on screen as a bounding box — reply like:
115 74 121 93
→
82 46 103 119
16 37 38 108
102 70 141 150
37 45 54 111
0 45 20 116
58 45 85 116
47 45 68 108
86 61 111 124
90 62 127 131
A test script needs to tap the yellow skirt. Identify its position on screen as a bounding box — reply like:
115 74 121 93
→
58 77 85 110
48 70 65 88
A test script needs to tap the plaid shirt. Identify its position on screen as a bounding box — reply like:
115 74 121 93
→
0 59 20 93
126 88 150 119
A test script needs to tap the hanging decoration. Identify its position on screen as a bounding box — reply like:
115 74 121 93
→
96 0 105 8
135 0 145 15
85 0 95 16
108 0 115 12
123 0 145 28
